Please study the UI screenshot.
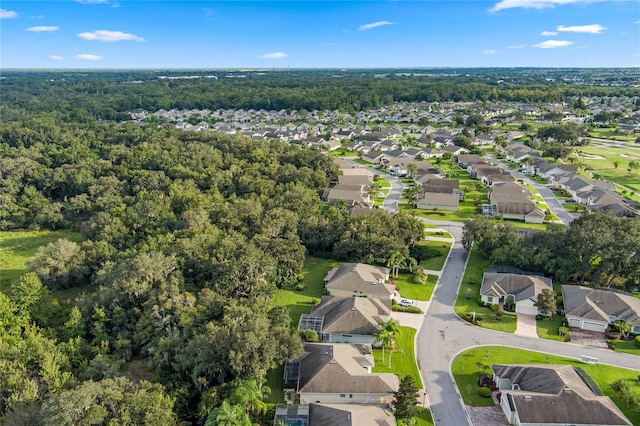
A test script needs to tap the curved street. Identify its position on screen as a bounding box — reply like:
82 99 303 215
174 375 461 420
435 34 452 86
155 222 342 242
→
351 163 639 425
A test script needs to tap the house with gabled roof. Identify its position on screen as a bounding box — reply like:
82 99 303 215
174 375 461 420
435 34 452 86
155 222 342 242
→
284 343 399 404
298 295 391 345
562 285 640 333
324 263 394 300
492 364 631 426
415 191 460 211
480 272 553 315
488 181 545 223
273 403 395 426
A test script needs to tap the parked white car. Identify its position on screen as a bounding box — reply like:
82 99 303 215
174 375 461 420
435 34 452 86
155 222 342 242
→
398 299 413 307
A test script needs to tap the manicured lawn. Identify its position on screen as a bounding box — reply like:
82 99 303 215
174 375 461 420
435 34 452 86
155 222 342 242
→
415 407 435 426
452 346 640 425
576 145 640 193
418 240 451 271
372 326 422 388
265 364 286 404
587 127 636 142
0 229 83 294
454 245 517 333
391 272 437 301
353 158 374 166
536 315 565 341
562 202 587 213
611 339 640 356
424 230 453 239
270 256 340 325
377 178 391 188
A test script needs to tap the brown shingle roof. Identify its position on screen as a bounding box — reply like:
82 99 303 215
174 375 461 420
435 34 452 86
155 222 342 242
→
325 263 394 297
480 273 552 301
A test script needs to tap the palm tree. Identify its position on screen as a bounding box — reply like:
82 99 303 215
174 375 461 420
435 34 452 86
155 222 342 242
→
374 328 393 364
229 379 270 419
614 320 634 339
406 256 418 273
380 318 400 336
205 401 252 426
407 162 418 178
386 250 406 278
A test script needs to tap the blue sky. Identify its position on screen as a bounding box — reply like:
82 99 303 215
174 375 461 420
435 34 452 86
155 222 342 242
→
1 0 639 68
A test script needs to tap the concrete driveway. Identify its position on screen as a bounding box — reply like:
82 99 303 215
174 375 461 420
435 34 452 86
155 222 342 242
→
391 295 429 330
515 313 539 338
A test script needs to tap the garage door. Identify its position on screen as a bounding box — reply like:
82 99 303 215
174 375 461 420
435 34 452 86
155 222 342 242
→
581 320 607 332
516 305 538 315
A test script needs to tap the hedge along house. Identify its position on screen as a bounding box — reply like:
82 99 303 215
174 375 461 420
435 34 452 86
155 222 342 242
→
480 273 553 316
562 285 640 334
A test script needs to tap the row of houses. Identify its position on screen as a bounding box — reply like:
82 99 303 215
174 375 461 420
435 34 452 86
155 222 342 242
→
479 269 640 334
279 263 400 425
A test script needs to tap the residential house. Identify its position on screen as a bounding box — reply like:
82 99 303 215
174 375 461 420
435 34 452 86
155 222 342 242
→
471 134 495 147
492 364 631 426
562 285 640 333
324 263 394 300
273 403 395 426
442 145 468 156
455 154 484 168
480 272 553 315
415 191 460 211
532 160 577 179
337 175 372 186
487 181 545 223
298 295 391 344
473 165 516 186
284 343 399 404
323 187 373 209
361 151 386 165
553 173 617 205
419 177 464 201
585 190 639 217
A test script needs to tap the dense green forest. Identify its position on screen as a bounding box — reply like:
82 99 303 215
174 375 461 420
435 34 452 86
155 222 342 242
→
2 69 639 120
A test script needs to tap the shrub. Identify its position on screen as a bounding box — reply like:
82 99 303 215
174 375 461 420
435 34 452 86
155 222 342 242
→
635 335 640 348
300 329 319 342
478 387 493 398
392 305 423 314
295 283 305 291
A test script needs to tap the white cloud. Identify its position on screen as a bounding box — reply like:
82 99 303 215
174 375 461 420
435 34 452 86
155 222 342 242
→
74 53 103 60
483 49 497 54
259 52 287 59
557 24 606 33
533 39 575 48
508 44 527 48
26 26 59 32
358 21 396 31
541 31 558 36
78 30 144 42
0 9 17 18
491 0 611 12
49 55 65 61
635 20 640 24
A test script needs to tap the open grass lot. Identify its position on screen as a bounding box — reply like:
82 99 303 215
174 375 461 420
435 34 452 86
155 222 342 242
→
536 315 565 341
452 346 640 425
575 144 640 193
391 272 437 301
372 325 422 388
454 245 517 333
419 240 452 271
270 256 340 325
0 229 83 294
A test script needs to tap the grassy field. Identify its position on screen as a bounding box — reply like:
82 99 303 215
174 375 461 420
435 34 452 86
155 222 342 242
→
454 245 517 333
392 272 437 301
575 144 640 194
372 325 422 388
0 229 83 294
418 240 452 271
452 346 640 425
587 127 636 142
270 256 340 325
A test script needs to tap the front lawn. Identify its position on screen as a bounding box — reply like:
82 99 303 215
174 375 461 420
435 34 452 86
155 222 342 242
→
610 339 640 356
270 256 340 325
452 346 640 425
0 229 83 294
391 272 437 301
372 325 422 388
415 407 435 426
454 245 517 333
536 315 565 341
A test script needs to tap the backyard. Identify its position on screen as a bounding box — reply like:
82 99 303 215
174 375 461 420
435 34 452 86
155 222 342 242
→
452 346 640 425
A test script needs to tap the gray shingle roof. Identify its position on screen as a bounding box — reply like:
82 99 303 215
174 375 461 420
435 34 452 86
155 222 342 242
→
325 264 394 297
493 364 631 425
562 285 640 324
480 273 552 301
310 296 390 335
309 403 395 426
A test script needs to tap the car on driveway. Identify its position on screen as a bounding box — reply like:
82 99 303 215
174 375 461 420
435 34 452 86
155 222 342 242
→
398 299 413 307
